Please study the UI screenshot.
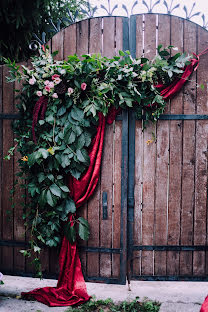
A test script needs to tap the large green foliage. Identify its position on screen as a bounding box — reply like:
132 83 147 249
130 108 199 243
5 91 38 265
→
0 0 88 62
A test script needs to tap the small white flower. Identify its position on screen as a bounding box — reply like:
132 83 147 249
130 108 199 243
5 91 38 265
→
44 80 50 85
52 93 58 99
48 81 54 88
53 77 62 85
67 87 74 96
36 91 42 97
172 47 179 51
29 77 36 85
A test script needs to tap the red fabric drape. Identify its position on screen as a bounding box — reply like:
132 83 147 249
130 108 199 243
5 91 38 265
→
22 53 201 307
200 296 208 312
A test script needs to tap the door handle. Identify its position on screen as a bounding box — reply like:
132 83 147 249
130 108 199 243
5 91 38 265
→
102 191 108 220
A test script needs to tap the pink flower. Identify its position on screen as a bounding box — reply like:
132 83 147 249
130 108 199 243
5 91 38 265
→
48 81 54 88
29 77 36 85
45 86 51 92
44 80 50 85
36 91 42 97
52 74 60 80
81 83 87 91
53 77 62 85
67 87 74 96
52 93 58 99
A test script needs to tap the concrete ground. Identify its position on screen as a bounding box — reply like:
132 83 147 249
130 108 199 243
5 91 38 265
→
0 275 206 312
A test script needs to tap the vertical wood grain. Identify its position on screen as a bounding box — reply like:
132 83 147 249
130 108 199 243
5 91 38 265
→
180 21 197 276
141 14 157 275
51 30 64 60
166 16 184 276
193 26 208 276
154 14 170 276
2 65 14 271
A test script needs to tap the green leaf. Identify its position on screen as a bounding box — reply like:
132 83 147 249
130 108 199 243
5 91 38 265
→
119 50 125 56
65 198 76 213
70 168 81 180
46 189 55 207
60 185 70 192
37 172 45 183
76 149 90 164
68 131 76 144
57 106 66 116
64 223 76 243
49 184 61 197
71 107 84 121
39 189 47 206
78 222 90 241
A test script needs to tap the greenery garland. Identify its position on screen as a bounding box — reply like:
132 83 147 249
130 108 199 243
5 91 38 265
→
5 45 192 275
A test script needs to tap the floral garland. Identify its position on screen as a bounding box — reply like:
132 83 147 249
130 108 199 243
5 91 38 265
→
5 45 192 274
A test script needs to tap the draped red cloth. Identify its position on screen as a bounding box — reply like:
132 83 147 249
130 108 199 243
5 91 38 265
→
200 296 208 312
22 52 203 307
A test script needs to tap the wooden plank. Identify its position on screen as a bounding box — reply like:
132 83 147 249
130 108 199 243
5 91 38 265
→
136 15 143 57
133 120 143 276
112 121 122 277
86 18 103 278
13 63 26 272
64 24 76 59
100 124 113 277
154 14 170 276
89 18 102 54
133 15 144 276
76 19 89 58
51 29 64 60
115 18 123 55
194 26 208 276
180 20 197 276
2 65 14 271
166 16 184 276
112 18 123 278
103 17 115 58
141 14 157 276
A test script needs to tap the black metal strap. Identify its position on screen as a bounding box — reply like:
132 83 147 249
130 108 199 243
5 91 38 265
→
0 113 20 119
133 245 208 251
158 114 208 120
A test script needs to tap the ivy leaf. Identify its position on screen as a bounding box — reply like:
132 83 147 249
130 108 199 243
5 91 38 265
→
60 185 70 192
49 184 61 197
71 107 84 121
68 131 76 144
78 218 90 241
76 149 90 164
39 189 47 206
64 223 76 243
77 133 85 149
65 198 76 213
84 131 92 147
70 169 81 180
37 172 45 183
47 189 55 207
57 106 66 116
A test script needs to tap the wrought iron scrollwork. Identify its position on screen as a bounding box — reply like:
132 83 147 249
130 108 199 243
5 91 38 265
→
29 0 208 50
163 0 180 14
183 2 200 20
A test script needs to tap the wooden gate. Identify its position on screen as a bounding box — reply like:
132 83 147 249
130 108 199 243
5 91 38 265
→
0 14 208 283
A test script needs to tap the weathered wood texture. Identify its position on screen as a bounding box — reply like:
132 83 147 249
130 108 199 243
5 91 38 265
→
133 14 208 279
